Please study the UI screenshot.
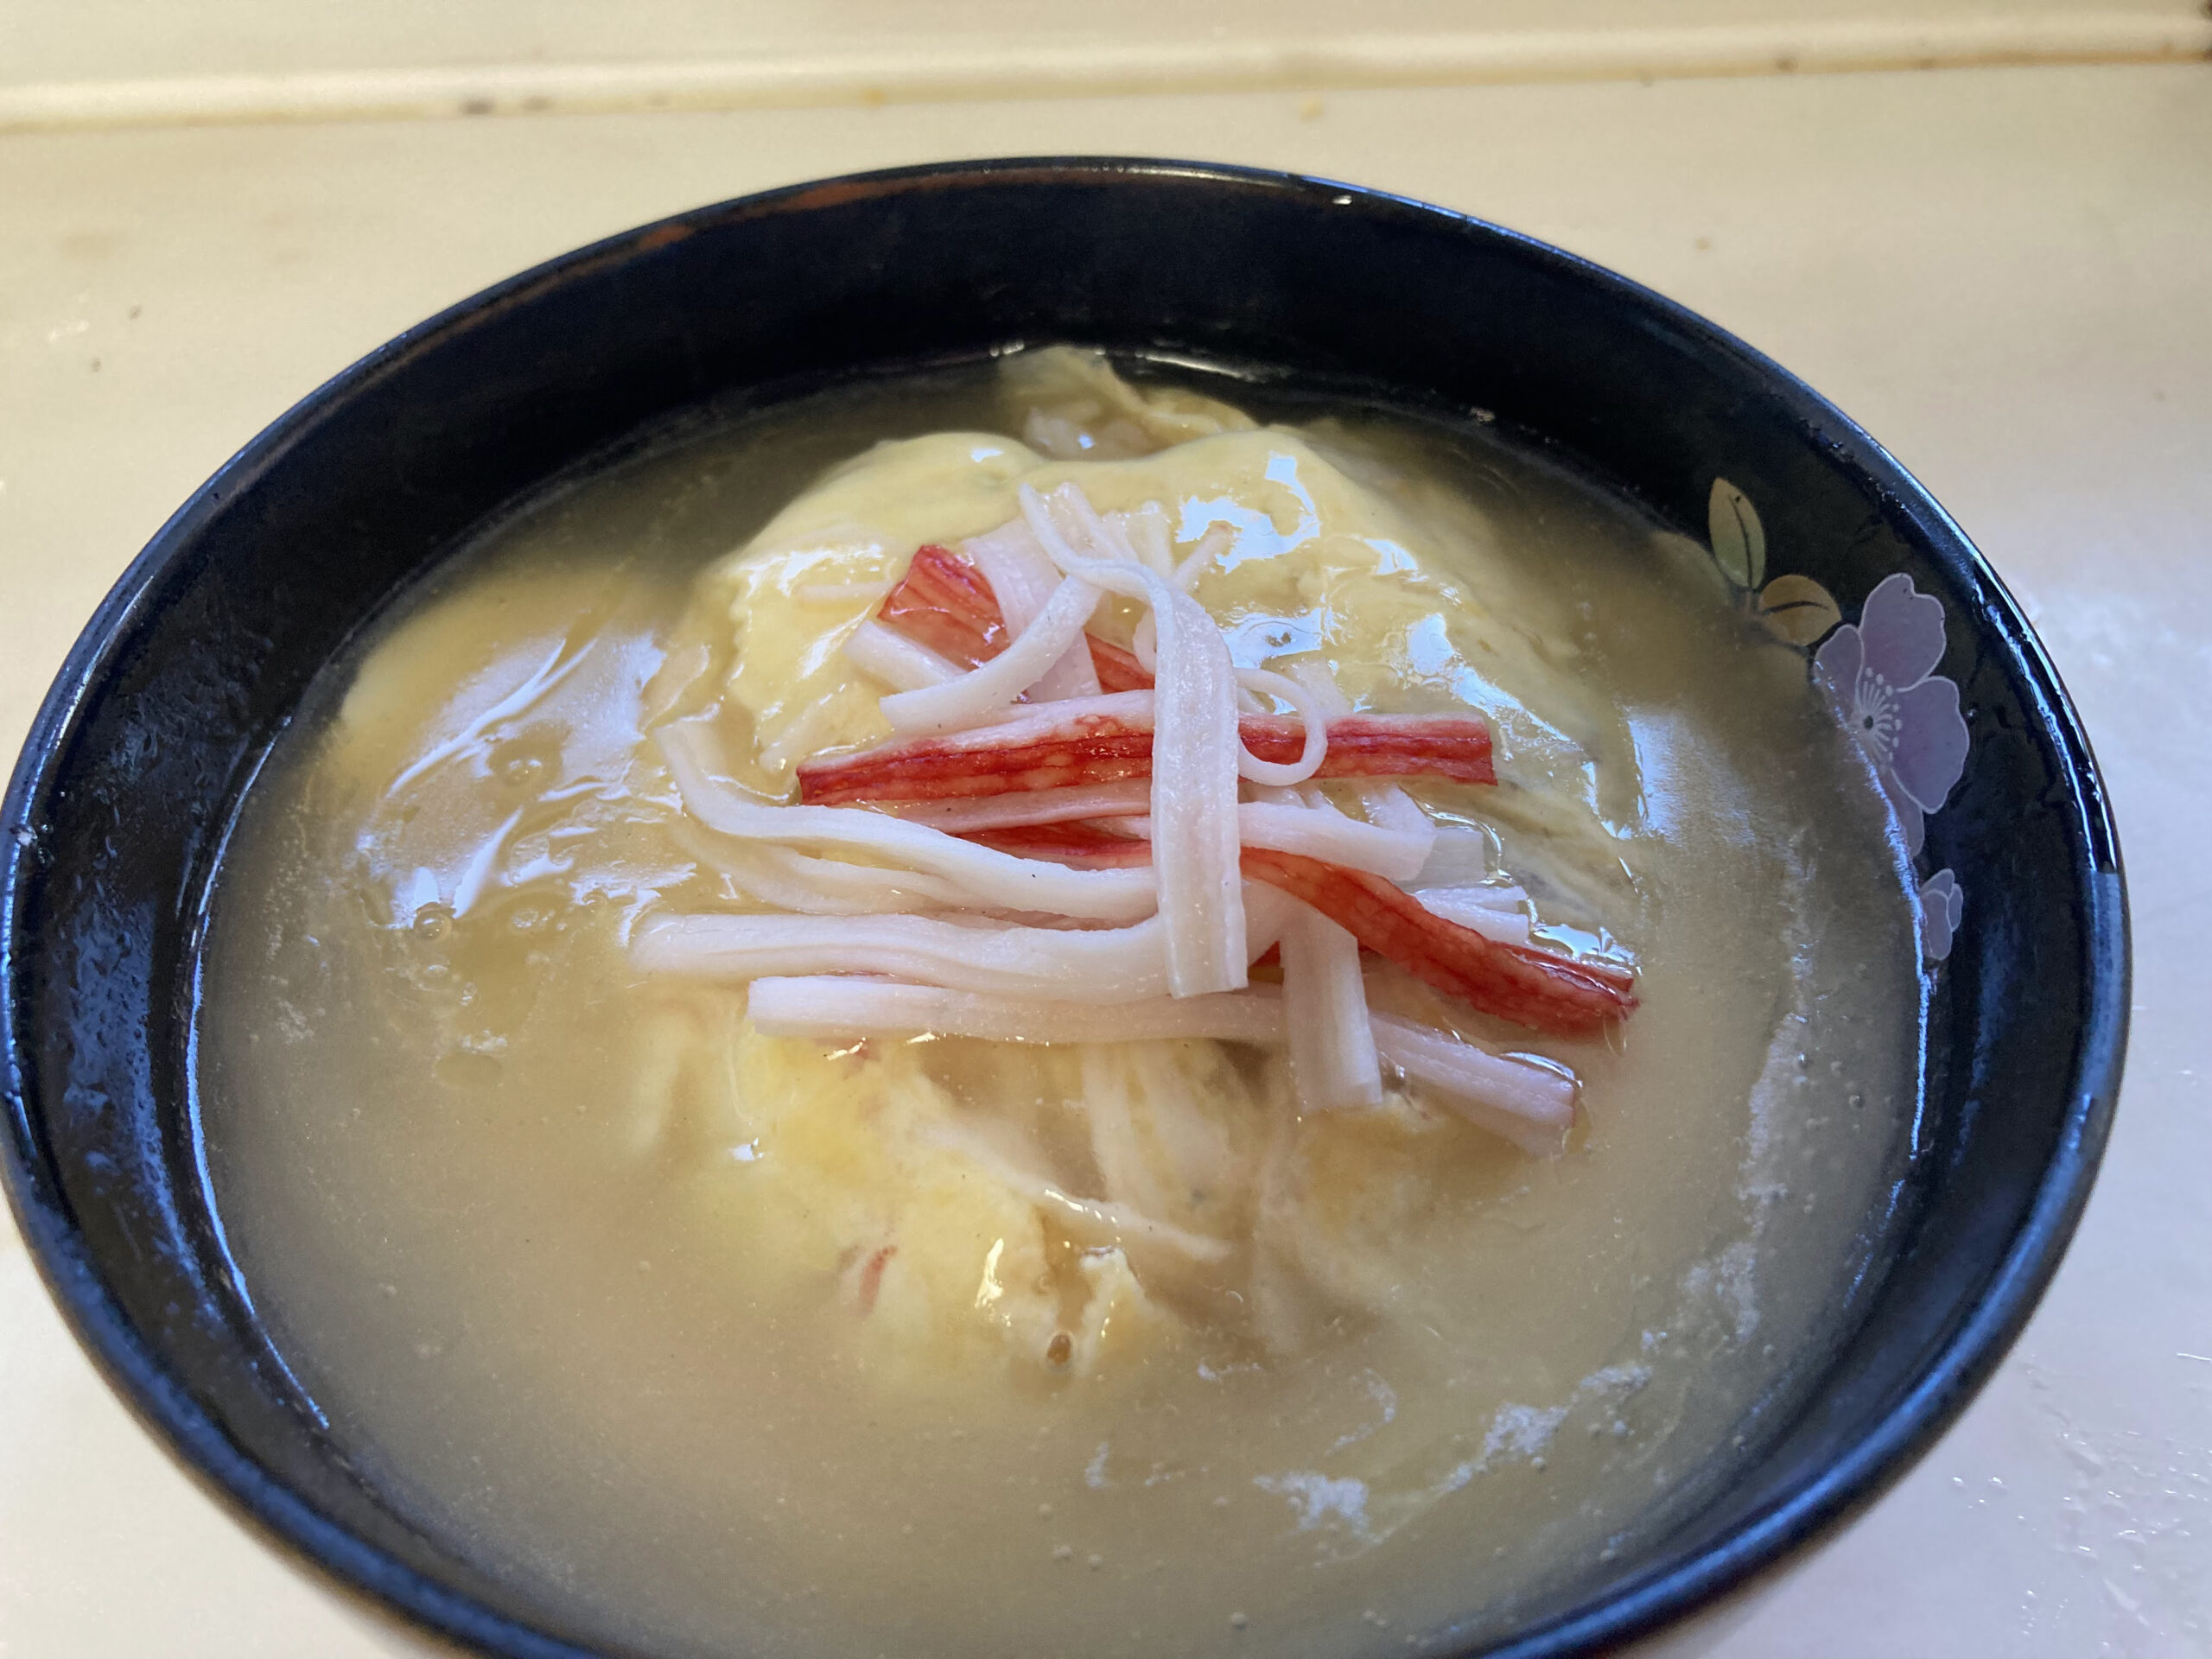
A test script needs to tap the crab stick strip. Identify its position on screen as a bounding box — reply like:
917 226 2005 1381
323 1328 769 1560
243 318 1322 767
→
876 541 1153 692
1113 798 1435 882
877 543 1004 665
803 696 1158 804
1367 1015 1577 1157
1087 637 1154 693
1278 902 1384 1111
888 779 1157 835
741 976 1576 1154
950 826 1633 1036
963 821 1154 868
637 910 1189 1001
747 976 1289 1046
841 619 963 691
660 722 1159 923
1238 849 1637 1037
878 572 1103 735
636 884 1295 1005
796 702 1493 806
963 524 1103 702
1022 482 1248 999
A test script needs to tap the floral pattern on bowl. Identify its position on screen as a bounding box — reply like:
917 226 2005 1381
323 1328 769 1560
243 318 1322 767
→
1812 574 1971 860
1704 480 1968 963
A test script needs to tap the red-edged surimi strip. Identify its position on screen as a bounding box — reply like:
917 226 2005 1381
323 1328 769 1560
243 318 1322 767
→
1246 715 1492 785
878 543 1004 666
798 709 1493 805
888 779 1156 835
742 976 1577 1154
874 542 1156 690
964 821 1154 868
952 825 1633 1037
1237 848 1636 1037
1087 637 1154 693
806 703 1161 805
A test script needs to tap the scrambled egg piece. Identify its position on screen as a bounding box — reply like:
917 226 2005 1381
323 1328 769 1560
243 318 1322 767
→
629 351 1634 1384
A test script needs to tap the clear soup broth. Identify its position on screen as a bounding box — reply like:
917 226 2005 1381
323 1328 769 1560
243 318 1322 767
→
198 353 1923 1658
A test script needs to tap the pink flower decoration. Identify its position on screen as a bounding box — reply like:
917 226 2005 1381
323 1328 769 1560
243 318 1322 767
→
1815 574 1969 856
1919 868 1964 962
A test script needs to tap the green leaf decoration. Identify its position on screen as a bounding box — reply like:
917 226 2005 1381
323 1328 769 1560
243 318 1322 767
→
1752 574 1844 646
1708 477 1766 590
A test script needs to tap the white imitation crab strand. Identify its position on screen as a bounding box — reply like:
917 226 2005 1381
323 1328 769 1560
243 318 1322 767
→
1285 657 1431 835
638 884 1294 1005
877 570 1104 735
676 824 973 916
1407 885 1535 946
839 619 963 691
963 519 1101 702
1129 526 1231 671
740 976 1574 1151
1021 482 1249 997
887 779 1157 835
1107 797 1433 883
659 721 1159 923
1232 664 1332 787
1278 901 1385 1113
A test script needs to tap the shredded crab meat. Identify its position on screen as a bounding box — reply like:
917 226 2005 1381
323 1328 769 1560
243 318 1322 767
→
875 543 1005 665
597 359 1668 1385
1080 1048 1184 1223
963 822 1154 868
1126 1044 1242 1199
1286 658 1430 836
950 823 1630 1038
840 618 963 691
641 911 1181 1003
877 571 1104 735
1022 482 1248 997
887 779 1157 835
1369 1015 1577 1159
1250 714 1493 783
960 527 1054 632
1278 901 1385 1112
1129 528 1230 672
744 976 1289 1046
1240 847 1637 1036
1233 665 1332 787
1114 797 1434 882
878 535 1136 696
639 457 1639 1383
795 700 1494 806
742 976 1575 1150
1085 637 1154 693
660 722 1160 922
639 885 1294 1004
961 523 1103 702
1361 784 1433 836
679 828 975 915
799 692 1151 803
1408 885 1535 945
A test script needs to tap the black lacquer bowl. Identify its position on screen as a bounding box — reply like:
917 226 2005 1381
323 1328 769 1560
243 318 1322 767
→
0 160 2127 1657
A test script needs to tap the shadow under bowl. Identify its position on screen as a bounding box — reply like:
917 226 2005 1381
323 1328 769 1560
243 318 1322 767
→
0 158 2127 1657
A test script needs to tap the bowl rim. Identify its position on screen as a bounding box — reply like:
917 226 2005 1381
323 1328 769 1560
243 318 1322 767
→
0 154 2130 1659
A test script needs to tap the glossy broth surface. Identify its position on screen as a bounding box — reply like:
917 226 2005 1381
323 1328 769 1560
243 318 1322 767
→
199 359 1923 1658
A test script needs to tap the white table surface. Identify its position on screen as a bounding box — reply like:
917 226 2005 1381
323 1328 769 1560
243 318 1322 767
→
3 53 2208 1659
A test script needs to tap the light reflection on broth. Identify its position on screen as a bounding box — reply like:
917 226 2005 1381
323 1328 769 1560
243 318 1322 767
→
198 355 1922 1658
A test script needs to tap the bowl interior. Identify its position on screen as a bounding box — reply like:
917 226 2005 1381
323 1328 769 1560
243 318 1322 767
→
0 159 2126 1659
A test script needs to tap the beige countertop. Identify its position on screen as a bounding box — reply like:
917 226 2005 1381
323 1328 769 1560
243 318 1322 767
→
7 0 2205 124
3 46 2209 1659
